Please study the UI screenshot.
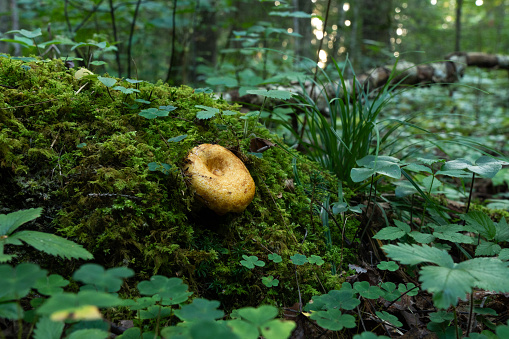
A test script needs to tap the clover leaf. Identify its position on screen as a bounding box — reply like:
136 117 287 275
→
290 253 308 265
137 276 192 305
174 298 224 322
308 255 325 266
262 275 279 287
240 255 265 269
309 309 356 331
73 263 134 293
268 253 282 263
377 261 399 271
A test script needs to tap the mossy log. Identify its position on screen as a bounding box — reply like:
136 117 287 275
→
0 56 349 309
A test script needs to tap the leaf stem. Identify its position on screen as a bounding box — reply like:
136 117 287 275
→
466 290 475 336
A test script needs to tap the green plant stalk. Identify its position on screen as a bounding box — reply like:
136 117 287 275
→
465 172 475 214
466 290 474 336
453 308 460 339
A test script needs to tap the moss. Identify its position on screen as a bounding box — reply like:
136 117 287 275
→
0 56 357 310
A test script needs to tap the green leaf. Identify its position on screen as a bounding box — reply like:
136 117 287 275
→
139 108 169 119
408 231 436 244
377 261 399 271
262 275 279 287
495 217 509 242
174 298 224 322
189 320 239 339
112 86 140 94
443 156 504 178
432 224 474 244
457 257 509 293
0 207 42 235
33 317 64 339
7 28 42 38
353 281 385 299
380 282 400 301
67 329 109 339
246 89 293 100
37 291 121 316
168 134 187 142
139 305 173 319
10 231 93 260
309 309 356 331
398 283 419 296
34 274 69 295
0 303 22 320
260 319 296 339
89 61 107 66
304 288 360 311
382 243 454 267
73 264 134 293
462 211 497 240
475 241 501 256
376 311 403 327
137 276 192 305
240 255 265 269
373 227 406 241
227 319 258 339
268 253 282 263
159 105 177 112
269 11 312 18
147 162 172 175
238 305 278 327
499 248 509 261
126 78 144 84
429 310 454 323
308 255 325 266
206 76 238 87
97 76 117 88
290 253 308 265
420 265 474 309
195 105 219 119
0 263 47 299
77 143 87 148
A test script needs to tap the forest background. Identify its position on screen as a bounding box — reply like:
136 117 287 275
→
1 0 507 86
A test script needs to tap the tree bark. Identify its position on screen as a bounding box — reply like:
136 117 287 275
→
455 0 463 52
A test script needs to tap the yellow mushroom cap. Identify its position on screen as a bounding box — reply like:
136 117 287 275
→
185 144 255 215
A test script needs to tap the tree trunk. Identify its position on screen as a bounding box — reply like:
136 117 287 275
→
455 0 463 52
359 0 392 67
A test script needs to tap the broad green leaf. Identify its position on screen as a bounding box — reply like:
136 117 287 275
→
308 255 325 265
408 231 436 244
475 241 501 256
189 320 239 339
350 167 375 182
67 329 109 339
168 134 187 142
304 288 359 311
147 162 172 175
126 296 157 311
420 265 474 309
7 28 42 38
394 220 411 233
422 175 443 192
380 282 400 301
240 255 265 269
353 281 385 299
0 263 47 299
97 76 117 88
246 89 293 100
139 108 169 119
174 298 224 322
373 227 406 241
0 207 42 235
382 243 454 267
139 305 173 319
112 86 139 94
206 76 238 87
118 327 156 339
499 248 509 261
442 156 504 178
195 105 219 119
405 163 432 173
159 105 177 112
37 291 121 316
9 231 93 260
432 224 474 244
227 319 258 339
137 276 192 305
260 319 296 339
33 317 64 339
238 305 277 327
0 303 22 320
495 217 509 242
429 310 454 323
457 257 509 293
268 253 282 263
269 11 312 18
290 253 308 265
0 36 34 47
35 274 69 295
309 309 356 331
261 275 279 287
126 78 144 84
377 261 399 271
376 311 403 327
73 264 134 293
462 211 497 240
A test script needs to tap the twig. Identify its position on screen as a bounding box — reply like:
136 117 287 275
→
165 0 178 83
109 0 123 77
127 0 142 78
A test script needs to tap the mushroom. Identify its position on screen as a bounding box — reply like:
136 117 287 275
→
184 144 255 215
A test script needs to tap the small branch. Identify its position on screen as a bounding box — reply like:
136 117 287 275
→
1 98 59 110
165 0 178 83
